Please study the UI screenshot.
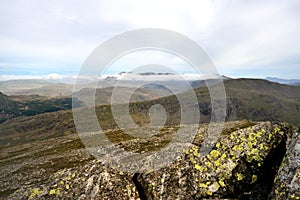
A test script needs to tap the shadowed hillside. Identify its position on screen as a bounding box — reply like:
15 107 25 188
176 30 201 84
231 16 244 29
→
0 92 83 123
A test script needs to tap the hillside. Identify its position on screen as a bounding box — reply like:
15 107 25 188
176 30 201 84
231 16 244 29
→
0 78 300 199
223 79 300 125
124 78 300 127
266 77 300 86
1 78 300 147
0 92 82 123
75 85 173 106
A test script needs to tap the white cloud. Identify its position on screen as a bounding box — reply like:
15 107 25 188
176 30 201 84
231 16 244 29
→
98 0 215 33
0 0 299 78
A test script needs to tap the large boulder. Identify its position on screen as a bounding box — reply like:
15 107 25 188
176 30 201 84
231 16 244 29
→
135 122 295 199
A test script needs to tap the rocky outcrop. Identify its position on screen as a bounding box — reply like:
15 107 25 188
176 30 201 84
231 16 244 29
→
269 124 300 199
10 161 140 200
135 122 293 200
9 121 299 199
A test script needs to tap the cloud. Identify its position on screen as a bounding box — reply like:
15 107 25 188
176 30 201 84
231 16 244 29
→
0 0 299 78
200 0 300 78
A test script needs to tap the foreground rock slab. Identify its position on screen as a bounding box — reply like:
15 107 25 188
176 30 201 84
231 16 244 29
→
8 121 299 200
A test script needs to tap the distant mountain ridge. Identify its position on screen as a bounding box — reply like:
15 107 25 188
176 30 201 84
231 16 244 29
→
0 73 225 97
1 78 300 126
0 79 73 96
0 78 299 137
266 77 300 86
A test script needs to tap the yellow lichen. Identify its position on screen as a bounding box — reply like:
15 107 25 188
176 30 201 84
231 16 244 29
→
126 184 131 191
249 133 256 140
218 180 226 187
221 153 227 159
49 189 60 195
193 150 200 157
237 173 244 181
259 144 264 150
251 175 258 183
230 134 235 140
251 148 259 154
205 161 213 168
29 188 42 199
233 145 238 151
268 133 273 140
210 150 220 158
195 164 207 172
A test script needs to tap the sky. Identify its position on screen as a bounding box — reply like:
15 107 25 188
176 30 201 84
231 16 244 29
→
0 0 299 79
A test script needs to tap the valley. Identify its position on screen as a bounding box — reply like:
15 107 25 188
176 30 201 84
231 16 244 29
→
0 78 299 199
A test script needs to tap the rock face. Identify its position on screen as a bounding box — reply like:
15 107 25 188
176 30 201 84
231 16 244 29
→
269 124 300 199
10 161 140 200
9 121 299 199
135 122 293 200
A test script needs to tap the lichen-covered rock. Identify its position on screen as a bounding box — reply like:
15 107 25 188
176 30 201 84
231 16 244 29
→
269 124 300 200
8 121 298 200
9 160 140 200
135 122 296 200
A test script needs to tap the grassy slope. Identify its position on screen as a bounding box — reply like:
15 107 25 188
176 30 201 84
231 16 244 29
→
223 79 300 125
